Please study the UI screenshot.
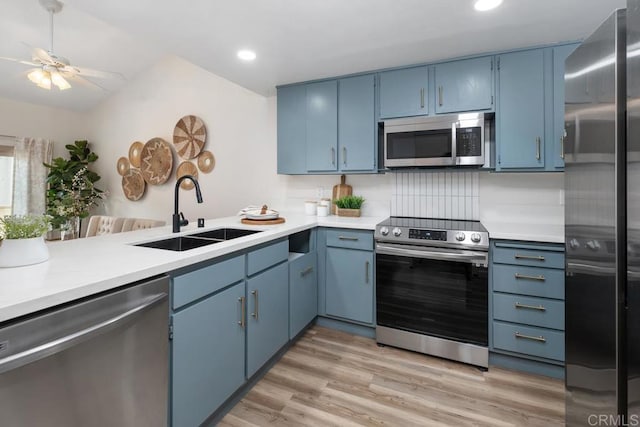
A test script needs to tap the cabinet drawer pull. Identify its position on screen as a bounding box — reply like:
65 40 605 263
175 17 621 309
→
300 266 314 277
560 136 565 160
438 86 443 106
514 273 546 281
338 236 359 241
331 147 336 166
515 302 546 311
515 332 546 343
514 254 545 261
535 137 541 160
251 290 259 319
365 261 370 284
343 147 347 166
420 88 425 109
238 296 245 328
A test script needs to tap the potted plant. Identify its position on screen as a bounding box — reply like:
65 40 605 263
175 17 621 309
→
334 195 365 217
45 140 105 239
0 214 51 267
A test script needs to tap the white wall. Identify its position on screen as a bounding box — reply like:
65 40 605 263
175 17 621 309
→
0 96 88 158
85 55 283 224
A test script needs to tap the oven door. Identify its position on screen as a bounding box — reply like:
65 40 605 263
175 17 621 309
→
375 243 488 346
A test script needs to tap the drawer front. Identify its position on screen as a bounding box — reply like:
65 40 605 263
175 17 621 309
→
247 239 288 276
493 245 564 269
173 255 245 309
493 321 564 361
325 229 373 251
492 264 565 299
493 293 564 330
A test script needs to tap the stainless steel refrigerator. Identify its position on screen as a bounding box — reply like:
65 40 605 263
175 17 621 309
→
565 1 640 425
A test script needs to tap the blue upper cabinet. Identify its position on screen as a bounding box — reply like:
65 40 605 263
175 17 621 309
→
306 80 338 172
434 56 494 114
379 66 429 119
552 44 579 169
496 49 546 170
277 85 307 174
338 74 375 171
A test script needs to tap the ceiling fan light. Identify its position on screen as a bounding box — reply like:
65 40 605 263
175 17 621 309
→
51 71 71 90
27 68 46 84
37 71 52 90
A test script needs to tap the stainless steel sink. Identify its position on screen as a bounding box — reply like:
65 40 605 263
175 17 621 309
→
134 228 262 251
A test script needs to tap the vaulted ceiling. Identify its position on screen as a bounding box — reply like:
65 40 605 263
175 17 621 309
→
0 0 626 111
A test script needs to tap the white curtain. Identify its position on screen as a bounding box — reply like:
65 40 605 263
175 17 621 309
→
12 137 53 215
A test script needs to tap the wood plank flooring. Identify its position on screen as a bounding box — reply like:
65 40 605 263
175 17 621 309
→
220 326 565 426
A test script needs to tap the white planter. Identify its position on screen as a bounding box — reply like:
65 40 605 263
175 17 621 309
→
0 236 49 268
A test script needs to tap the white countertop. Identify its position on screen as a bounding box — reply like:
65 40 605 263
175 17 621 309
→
0 212 386 323
483 221 565 244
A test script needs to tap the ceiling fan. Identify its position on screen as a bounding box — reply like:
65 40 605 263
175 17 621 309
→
0 0 123 91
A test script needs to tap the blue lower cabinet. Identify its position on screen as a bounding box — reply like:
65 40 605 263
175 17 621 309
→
246 262 289 377
493 321 565 362
171 281 246 427
325 247 374 324
289 252 318 338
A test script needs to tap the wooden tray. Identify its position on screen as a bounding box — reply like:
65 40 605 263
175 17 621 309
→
241 217 285 225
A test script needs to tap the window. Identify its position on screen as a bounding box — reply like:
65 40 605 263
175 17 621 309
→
0 144 15 217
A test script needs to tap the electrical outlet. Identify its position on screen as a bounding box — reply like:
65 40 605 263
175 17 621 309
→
316 187 324 198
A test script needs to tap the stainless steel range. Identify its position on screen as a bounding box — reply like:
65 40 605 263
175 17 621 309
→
375 217 490 368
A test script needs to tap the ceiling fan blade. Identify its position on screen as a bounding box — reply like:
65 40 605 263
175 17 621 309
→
62 65 125 80
23 43 55 65
0 56 40 67
71 74 108 92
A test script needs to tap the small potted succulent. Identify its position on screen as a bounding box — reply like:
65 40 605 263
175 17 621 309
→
334 195 365 217
0 214 51 267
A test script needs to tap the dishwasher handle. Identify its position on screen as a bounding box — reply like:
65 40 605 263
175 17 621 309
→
0 292 167 375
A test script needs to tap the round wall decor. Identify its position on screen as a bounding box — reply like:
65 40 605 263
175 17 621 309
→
173 115 206 160
197 150 215 173
140 137 173 185
176 161 199 190
128 141 144 168
122 169 145 201
116 157 130 176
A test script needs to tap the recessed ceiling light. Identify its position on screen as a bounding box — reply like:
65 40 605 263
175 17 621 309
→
237 50 256 61
474 0 503 11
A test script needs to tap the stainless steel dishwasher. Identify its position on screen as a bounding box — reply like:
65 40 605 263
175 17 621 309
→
0 274 169 426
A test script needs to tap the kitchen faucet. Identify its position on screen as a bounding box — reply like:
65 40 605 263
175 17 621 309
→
173 175 203 232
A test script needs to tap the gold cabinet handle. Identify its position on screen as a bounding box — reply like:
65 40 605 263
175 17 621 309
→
238 296 245 328
535 137 541 160
331 147 336 166
343 147 347 166
515 332 546 343
515 302 546 311
420 88 425 109
514 273 546 281
300 266 313 277
560 136 565 160
514 254 545 261
365 261 370 284
339 236 359 241
438 86 443 106
251 290 259 319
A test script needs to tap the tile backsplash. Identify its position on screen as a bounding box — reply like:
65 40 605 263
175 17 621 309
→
390 171 480 220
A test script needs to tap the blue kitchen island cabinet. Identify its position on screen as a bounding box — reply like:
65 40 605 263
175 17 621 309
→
306 80 338 172
338 74 376 171
324 229 374 325
171 281 246 427
379 66 429 119
434 56 494 114
289 251 318 338
246 261 289 377
496 49 546 170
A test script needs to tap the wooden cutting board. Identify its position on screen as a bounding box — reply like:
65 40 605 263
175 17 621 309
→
331 174 352 214
241 217 286 225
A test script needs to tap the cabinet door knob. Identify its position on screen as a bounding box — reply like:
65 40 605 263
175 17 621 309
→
514 273 546 281
343 147 347 166
560 136 565 160
515 302 546 311
438 86 443 107
251 290 259 319
515 332 546 343
300 266 314 277
535 137 541 160
365 261 370 284
238 296 246 328
331 147 336 166
420 88 425 109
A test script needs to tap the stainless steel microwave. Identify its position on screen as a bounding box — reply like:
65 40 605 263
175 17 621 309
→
383 113 492 168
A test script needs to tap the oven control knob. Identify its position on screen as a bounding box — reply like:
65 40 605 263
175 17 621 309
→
455 232 466 241
380 227 389 236
470 233 482 243
392 227 402 237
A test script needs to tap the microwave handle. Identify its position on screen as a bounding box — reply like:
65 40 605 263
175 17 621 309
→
451 122 458 164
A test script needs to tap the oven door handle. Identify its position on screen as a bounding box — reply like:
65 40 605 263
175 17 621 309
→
376 243 488 265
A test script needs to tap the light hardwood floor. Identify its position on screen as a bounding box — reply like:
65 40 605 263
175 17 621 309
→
220 326 565 426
